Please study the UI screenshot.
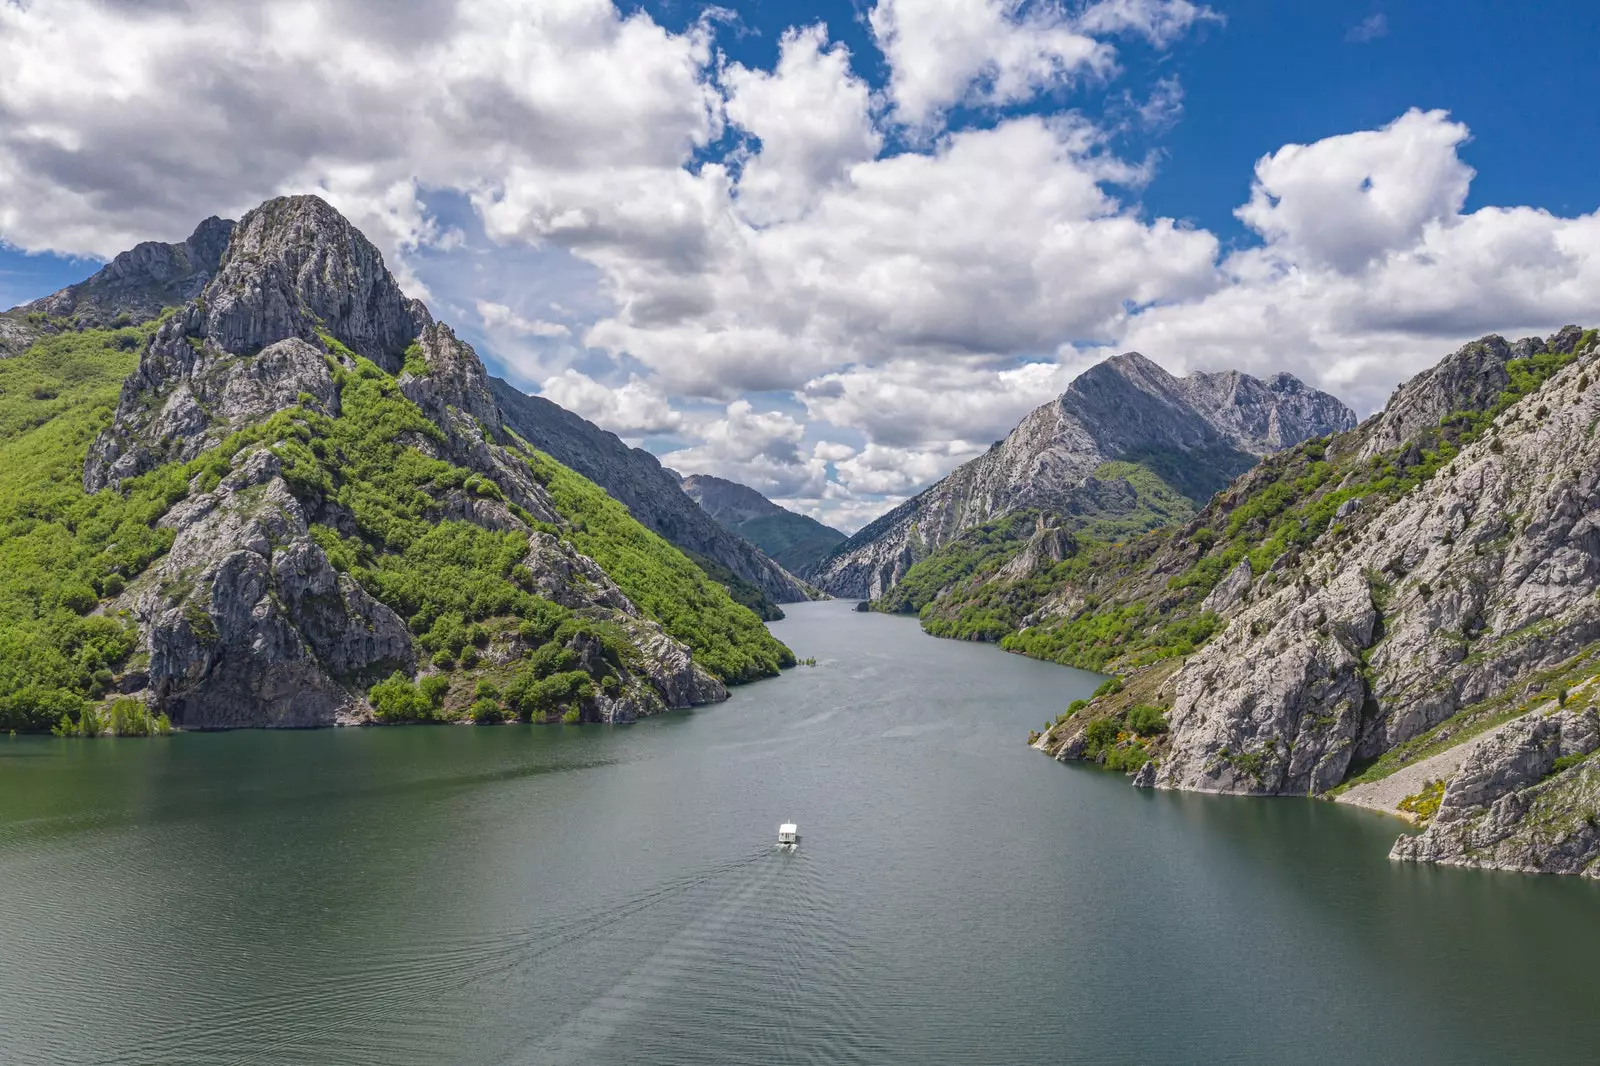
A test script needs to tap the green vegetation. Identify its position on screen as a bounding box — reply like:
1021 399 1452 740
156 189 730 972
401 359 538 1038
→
526 450 792 682
730 511 846 575
878 510 1041 616
1398 779 1445 825
0 314 790 733
0 323 182 733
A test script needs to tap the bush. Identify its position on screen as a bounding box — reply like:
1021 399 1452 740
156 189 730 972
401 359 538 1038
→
369 673 434 722
561 707 581 724
470 698 504 724
1092 677 1124 699
1083 716 1120 755
474 680 501 702
419 674 450 708
1126 704 1169 735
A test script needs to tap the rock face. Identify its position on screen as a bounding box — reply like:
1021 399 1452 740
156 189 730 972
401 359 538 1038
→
2 217 234 356
1152 330 1600 799
680 473 846 577
812 353 1355 598
1391 709 1600 874
490 380 813 604
68 195 737 728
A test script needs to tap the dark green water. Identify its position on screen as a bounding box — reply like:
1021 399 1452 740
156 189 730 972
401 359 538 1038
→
4 601 1600 1065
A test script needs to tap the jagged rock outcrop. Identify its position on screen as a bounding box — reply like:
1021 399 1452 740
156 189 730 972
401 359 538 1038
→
1391 709 1600 874
680 473 846 577
136 448 415 727
1 216 234 357
1150 330 1600 797
63 194 744 728
490 380 814 604
812 353 1354 598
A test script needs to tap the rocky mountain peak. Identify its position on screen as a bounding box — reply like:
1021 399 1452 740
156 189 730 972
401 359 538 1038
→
200 195 428 371
17 215 236 331
1360 326 1585 458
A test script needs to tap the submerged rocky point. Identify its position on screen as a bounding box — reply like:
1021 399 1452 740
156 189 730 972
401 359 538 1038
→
0 196 793 731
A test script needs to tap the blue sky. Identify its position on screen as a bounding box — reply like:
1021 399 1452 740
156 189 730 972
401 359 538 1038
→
3 0 1598 529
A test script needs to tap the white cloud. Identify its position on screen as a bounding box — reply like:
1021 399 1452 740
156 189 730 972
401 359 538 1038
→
660 401 830 498
1235 108 1473 274
2 5 1596 532
723 25 881 225
538 369 684 438
477 300 570 337
1346 13 1388 43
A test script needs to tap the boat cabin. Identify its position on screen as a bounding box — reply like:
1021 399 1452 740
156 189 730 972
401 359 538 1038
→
778 822 798 846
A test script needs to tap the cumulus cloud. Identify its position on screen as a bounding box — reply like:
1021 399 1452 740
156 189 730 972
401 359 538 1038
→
476 300 570 338
538 369 684 438
1235 108 1473 273
2 3 1596 531
660 401 830 498
1346 13 1388 43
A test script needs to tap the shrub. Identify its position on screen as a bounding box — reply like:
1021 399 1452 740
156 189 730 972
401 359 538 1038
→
459 647 479 669
1083 716 1120 755
369 673 434 722
1092 677 1124 699
473 680 501 702
470 698 504 724
561 707 581 724
1126 704 1169 735
419 674 450 708
431 650 455 671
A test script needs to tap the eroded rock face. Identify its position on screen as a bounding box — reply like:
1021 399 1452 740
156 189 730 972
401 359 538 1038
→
138 449 414 728
24 217 234 328
78 195 740 728
1391 709 1600 874
812 352 1354 599
1155 331 1600 799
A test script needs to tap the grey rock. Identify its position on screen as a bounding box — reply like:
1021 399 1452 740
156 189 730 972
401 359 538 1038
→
1156 329 1600 820
1391 709 1600 874
812 352 1354 598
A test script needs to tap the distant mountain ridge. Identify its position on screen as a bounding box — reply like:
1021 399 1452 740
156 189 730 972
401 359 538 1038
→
489 383 814 616
679 474 846 577
811 352 1356 599
0 217 234 358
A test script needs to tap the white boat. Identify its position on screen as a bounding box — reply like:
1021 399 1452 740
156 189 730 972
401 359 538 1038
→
777 822 798 847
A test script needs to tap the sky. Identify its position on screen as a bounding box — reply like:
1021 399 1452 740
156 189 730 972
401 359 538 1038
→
2 0 1598 532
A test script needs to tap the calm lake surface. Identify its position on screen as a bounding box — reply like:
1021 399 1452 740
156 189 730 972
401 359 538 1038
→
4 600 1600 1064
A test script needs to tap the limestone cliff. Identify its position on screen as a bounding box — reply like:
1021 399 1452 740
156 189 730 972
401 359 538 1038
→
811 353 1354 599
1 195 790 734
1030 327 1600 876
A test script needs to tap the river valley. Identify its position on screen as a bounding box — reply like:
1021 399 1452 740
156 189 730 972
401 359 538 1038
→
4 600 1600 1064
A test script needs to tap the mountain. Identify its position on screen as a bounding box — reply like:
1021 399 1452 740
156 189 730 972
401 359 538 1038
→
679 474 846 577
0 195 792 735
0 217 233 358
488 382 813 619
810 352 1356 600
1026 326 1600 877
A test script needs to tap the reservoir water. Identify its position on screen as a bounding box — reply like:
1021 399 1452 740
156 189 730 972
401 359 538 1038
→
4 600 1600 1064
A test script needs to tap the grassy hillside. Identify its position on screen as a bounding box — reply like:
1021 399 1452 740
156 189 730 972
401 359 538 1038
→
0 325 790 732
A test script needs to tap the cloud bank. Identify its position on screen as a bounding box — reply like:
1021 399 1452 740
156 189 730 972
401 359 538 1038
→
2 0 1596 530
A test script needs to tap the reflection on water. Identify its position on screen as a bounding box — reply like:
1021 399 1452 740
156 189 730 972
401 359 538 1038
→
3 601 1600 1065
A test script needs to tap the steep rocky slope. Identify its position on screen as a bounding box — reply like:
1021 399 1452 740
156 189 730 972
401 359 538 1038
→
0 196 791 734
489 381 812 615
680 473 845 577
1028 327 1600 876
0 217 234 358
811 353 1354 599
